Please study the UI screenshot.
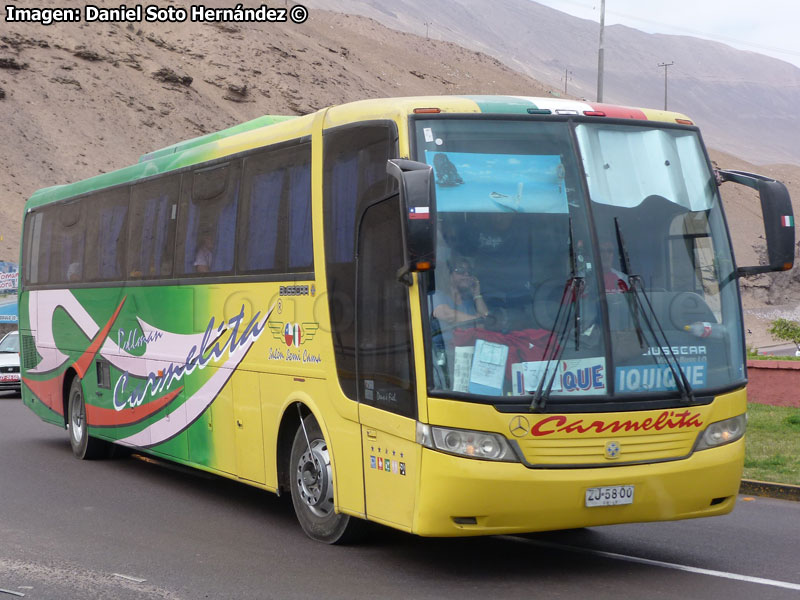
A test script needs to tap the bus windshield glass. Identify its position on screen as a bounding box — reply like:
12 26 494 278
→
414 118 744 404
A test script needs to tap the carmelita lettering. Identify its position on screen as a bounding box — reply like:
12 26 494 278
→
530 410 704 437
113 305 265 411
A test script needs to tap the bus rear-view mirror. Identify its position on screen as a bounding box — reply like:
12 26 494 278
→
718 169 795 275
387 159 437 283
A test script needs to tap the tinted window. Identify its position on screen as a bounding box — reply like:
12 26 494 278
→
323 123 398 399
357 198 415 417
85 187 129 281
288 160 313 269
128 174 180 279
177 161 241 276
27 200 85 284
22 212 42 285
239 143 312 273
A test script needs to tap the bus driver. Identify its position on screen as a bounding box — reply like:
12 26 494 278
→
432 255 489 327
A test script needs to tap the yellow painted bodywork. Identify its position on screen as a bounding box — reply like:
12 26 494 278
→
107 96 741 537
413 436 742 536
406 389 746 536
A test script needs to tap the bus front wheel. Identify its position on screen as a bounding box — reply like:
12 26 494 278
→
289 415 363 544
67 376 108 460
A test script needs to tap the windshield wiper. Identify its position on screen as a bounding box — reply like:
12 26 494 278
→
614 219 695 403
530 220 584 412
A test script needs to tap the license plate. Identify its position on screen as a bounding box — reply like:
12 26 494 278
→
0 375 19 382
585 485 634 507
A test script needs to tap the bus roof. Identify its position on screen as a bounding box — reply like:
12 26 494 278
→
138 114 297 163
23 95 693 210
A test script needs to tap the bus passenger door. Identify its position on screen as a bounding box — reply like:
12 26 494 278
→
356 197 419 530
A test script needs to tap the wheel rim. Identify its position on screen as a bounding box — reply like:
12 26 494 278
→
70 388 85 444
295 438 334 518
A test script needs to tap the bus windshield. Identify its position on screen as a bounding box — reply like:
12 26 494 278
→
414 118 744 404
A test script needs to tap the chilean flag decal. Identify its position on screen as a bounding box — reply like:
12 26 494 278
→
284 323 302 347
409 206 430 220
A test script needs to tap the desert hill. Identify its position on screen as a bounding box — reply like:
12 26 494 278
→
305 0 800 167
0 6 555 261
1 2 798 347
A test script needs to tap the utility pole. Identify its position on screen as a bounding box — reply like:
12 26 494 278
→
424 21 431 39
658 61 674 110
596 0 605 102
563 69 573 95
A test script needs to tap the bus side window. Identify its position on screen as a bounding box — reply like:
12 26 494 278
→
128 174 180 279
177 161 241 276
84 186 129 282
23 211 43 285
238 142 312 274
287 159 313 271
36 200 85 284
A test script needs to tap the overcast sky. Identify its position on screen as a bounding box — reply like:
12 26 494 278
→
533 0 800 69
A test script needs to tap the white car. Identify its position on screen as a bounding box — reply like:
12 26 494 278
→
0 331 20 393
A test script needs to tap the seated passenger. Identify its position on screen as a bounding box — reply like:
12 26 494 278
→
193 231 214 273
432 256 489 326
67 262 81 282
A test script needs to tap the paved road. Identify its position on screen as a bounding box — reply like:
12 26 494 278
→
1 391 798 599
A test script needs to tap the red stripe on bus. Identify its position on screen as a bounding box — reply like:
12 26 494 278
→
22 374 66 416
85 387 183 427
587 103 648 120
72 296 127 380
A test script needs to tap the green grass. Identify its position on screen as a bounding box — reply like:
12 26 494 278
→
743 403 800 486
747 354 800 361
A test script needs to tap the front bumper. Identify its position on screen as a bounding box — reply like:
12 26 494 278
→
412 437 743 536
0 376 21 390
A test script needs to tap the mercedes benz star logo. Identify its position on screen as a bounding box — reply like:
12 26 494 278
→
605 441 621 459
509 416 530 438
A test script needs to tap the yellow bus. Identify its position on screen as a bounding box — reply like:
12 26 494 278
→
19 96 794 542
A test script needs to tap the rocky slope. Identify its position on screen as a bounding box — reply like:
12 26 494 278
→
0 4 555 260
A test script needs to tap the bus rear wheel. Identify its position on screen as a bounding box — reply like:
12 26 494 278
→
67 376 108 460
289 414 363 544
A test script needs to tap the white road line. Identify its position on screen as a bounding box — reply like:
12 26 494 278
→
503 537 800 591
112 573 147 583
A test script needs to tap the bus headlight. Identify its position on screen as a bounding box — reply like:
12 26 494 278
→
694 414 746 451
416 423 517 462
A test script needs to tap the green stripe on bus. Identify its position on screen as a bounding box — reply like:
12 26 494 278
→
25 115 295 210
462 95 539 114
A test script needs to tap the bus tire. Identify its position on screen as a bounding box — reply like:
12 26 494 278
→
289 415 364 544
67 376 108 460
